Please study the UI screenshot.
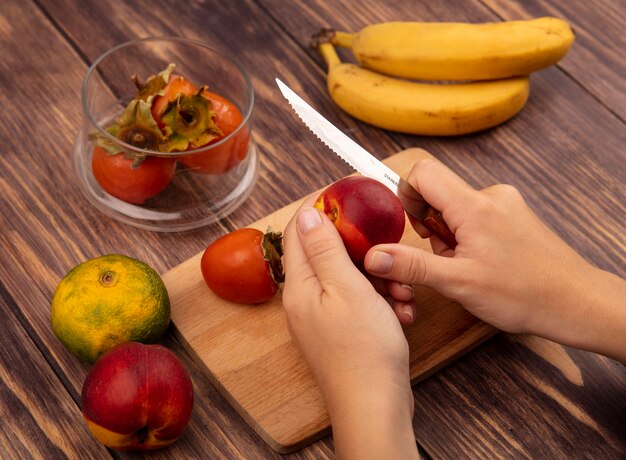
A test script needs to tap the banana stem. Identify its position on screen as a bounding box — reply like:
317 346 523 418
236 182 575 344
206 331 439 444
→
331 31 355 48
318 42 342 69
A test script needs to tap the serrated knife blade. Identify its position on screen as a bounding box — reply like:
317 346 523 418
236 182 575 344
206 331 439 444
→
275 78 457 249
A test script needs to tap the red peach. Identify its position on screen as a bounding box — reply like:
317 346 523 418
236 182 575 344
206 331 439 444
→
81 342 194 451
314 176 405 264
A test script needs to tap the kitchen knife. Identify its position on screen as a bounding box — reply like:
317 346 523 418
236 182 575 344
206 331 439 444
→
275 78 457 249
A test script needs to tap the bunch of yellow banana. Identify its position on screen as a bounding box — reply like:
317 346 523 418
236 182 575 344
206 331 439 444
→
312 17 574 136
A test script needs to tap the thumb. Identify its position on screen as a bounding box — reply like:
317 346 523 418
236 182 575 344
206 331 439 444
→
296 206 361 288
364 243 463 295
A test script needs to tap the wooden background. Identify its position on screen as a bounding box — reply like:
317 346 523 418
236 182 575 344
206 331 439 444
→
0 0 624 458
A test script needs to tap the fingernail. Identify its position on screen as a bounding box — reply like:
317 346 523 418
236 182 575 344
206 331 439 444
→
297 207 323 234
401 304 414 322
368 251 394 274
400 283 414 298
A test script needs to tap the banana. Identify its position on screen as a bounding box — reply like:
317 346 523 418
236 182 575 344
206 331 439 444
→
317 42 529 136
327 17 574 81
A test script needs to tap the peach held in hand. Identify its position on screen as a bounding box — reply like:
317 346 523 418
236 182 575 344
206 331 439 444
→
81 342 194 451
314 176 405 264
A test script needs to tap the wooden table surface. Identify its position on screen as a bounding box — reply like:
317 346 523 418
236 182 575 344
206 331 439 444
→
1 0 624 458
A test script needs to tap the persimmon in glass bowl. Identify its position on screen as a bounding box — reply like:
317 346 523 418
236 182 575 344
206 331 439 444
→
73 37 258 231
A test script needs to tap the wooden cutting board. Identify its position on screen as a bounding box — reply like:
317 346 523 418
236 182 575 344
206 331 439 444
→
163 148 496 453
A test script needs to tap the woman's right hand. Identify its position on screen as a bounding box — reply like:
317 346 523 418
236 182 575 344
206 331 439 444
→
364 153 626 362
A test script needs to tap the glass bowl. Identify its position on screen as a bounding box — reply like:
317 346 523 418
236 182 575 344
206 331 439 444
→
73 37 258 231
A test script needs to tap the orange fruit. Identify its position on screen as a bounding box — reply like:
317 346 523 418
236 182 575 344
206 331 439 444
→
51 254 170 362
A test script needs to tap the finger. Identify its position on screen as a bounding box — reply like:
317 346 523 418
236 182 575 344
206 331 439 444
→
385 280 414 302
408 211 454 255
407 213 432 239
283 196 323 304
364 243 460 292
429 234 455 257
406 158 477 230
365 273 390 297
409 212 455 255
362 275 414 304
392 301 416 326
295 206 362 289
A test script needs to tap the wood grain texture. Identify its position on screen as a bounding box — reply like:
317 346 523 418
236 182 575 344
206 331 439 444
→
0 285 112 459
0 0 623 458
256 0 626 457
0 0 333 458
483 0 626 121
34 0 402 226
256 0 626 275
412 334 626 458
163 149 495 452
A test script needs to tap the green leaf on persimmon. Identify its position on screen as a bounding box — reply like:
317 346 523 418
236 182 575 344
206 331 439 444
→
158 88 222 152
90 99 164 167
131 63 175 102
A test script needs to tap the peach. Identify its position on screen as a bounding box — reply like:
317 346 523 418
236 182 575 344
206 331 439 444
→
315 176 405 264
81 342 194 451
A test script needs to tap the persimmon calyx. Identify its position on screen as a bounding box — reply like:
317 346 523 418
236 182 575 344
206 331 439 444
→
262 227 285 284
132 63 175 102
158 87 222 152
91 99 164 167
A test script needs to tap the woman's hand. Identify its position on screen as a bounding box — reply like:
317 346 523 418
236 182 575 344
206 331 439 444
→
365 154 626 362
282 198 419 459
